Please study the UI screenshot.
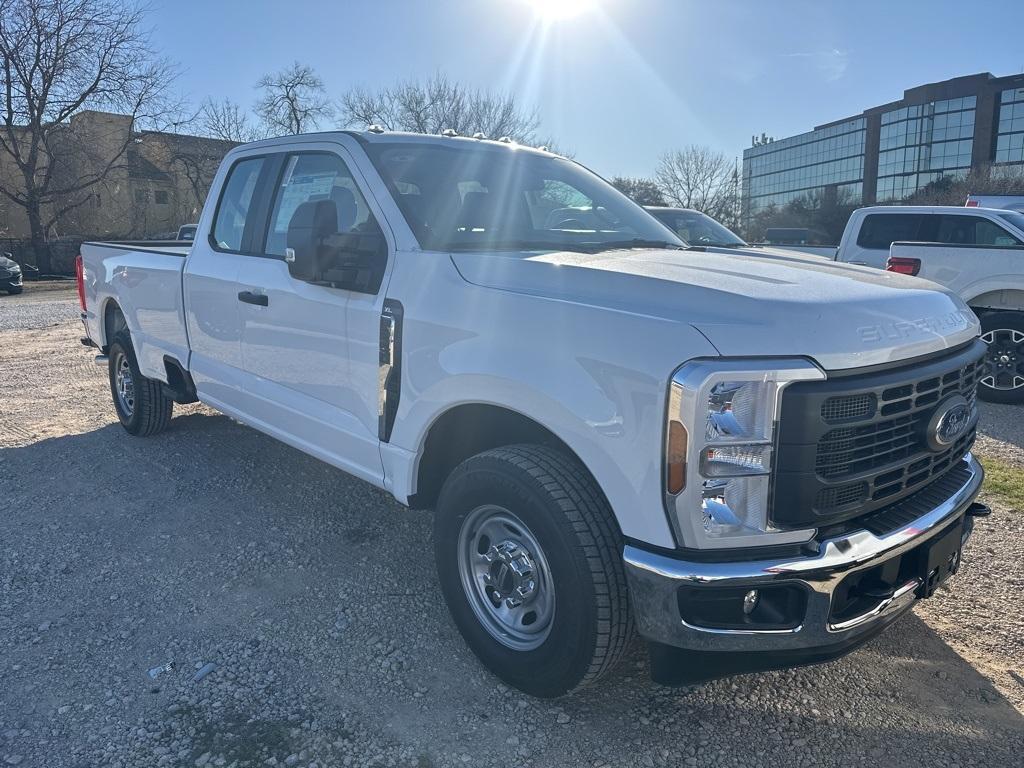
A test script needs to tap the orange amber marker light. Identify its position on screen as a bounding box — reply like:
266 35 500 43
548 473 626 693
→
667 420 688 494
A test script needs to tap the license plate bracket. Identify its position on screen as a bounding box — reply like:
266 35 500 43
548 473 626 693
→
916 519 964 598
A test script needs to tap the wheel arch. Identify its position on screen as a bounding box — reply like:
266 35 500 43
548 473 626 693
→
102 298 128 351
408 402 612 518
967 289 1024 314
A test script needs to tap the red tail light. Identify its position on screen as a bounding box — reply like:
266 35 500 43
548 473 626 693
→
886 256 921 276
965 199 979 207
75 254 87 310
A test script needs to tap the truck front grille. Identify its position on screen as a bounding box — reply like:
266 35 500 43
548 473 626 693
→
772 340 985 529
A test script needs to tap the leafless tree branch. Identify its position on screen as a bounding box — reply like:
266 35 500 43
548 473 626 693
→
254 62 331 136
338 73 542 144
0 0 176 270
655 145 739 222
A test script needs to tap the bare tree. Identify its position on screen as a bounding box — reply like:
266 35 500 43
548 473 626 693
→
655 146 736 220
610 176 666 207
339 74 542 143
254 62 331 136
0 0 176 271
199 98 264 143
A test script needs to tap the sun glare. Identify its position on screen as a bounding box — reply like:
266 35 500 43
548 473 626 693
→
520 0 598 22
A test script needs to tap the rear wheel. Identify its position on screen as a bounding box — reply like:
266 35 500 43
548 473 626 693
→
979 312 1024 404
108 331 173 435
434 444 633 697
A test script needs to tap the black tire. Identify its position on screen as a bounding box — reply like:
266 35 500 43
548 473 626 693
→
979 311 1024 404
434 444 633 697
108 330 173 436
7 286 22 294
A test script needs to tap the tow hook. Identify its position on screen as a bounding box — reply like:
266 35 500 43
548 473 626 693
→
965 502 992 518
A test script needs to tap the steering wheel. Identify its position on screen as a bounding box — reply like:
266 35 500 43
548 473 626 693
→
550 216 587 230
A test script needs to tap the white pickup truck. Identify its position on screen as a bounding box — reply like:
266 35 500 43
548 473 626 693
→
835 205 1024 403
78 131 988 697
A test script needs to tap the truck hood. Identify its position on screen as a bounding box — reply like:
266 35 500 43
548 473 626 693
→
451 248 979 370
694 244 833 261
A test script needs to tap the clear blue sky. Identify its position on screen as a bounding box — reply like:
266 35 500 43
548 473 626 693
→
150 0 1024 178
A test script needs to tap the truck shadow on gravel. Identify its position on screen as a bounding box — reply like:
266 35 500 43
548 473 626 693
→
2 413 1023 767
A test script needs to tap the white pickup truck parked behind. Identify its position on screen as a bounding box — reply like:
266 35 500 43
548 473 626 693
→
79 131 988 697
835 205 1024 403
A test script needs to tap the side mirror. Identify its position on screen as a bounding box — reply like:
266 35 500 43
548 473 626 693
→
316 230 387 294
286 199 387 293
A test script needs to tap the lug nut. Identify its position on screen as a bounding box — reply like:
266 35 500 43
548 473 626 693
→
742 590 759 616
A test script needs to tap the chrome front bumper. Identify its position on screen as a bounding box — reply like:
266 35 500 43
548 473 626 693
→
624 454 983 656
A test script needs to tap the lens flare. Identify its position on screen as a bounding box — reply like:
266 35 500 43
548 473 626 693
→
520 0 598 22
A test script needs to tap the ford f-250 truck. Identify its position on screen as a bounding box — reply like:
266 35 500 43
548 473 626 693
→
78 130 989 697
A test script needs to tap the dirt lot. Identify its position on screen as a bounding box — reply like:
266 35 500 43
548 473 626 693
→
2 284 1023 768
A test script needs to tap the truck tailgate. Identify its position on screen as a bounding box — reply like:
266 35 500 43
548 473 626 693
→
81 242 191 383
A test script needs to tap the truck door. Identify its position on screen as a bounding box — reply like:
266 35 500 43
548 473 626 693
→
233 145 392 486
184 154 271 404
845 212 935 268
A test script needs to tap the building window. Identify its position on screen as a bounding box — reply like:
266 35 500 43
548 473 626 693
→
996 88 1024 166
154 190 169 205
135 189 149 205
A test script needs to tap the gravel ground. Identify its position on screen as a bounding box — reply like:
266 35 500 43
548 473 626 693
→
1 285 1023 768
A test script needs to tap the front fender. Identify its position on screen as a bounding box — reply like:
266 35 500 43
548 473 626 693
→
386 257 720 549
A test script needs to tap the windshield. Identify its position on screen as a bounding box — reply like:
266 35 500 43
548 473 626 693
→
996 211 1024 237
362 141 683 253
649 209 746 247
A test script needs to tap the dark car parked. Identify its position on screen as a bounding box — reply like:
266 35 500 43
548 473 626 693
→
0 253 23 294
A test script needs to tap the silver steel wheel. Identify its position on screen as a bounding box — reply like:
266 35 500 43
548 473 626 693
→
981 328 1024 391
457 505 555 651
114 351 136 416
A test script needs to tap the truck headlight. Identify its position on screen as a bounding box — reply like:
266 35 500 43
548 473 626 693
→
665 359 824 549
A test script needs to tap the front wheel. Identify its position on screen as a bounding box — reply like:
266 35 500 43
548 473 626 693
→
108 331 173 435
979 312 1024 404
434 444 633 697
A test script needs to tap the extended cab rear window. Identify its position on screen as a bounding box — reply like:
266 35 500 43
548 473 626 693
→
856 213 927 249
212 157 265 252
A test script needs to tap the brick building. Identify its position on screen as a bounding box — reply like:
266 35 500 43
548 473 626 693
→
0 110 236 251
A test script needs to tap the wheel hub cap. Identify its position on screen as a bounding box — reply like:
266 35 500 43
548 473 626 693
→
980 328 1024 391
457 506 555 651
115 353 135 416
482 541 537 608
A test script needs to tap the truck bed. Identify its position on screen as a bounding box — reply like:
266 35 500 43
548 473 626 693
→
80 240 192 384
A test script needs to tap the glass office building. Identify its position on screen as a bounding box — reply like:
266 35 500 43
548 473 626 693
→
742 72 1024 228
742 119 865 213
876 96 976 201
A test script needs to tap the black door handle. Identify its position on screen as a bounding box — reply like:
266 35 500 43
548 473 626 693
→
238 290 268 306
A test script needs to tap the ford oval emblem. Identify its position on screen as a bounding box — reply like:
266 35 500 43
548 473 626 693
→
925 394 973 452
